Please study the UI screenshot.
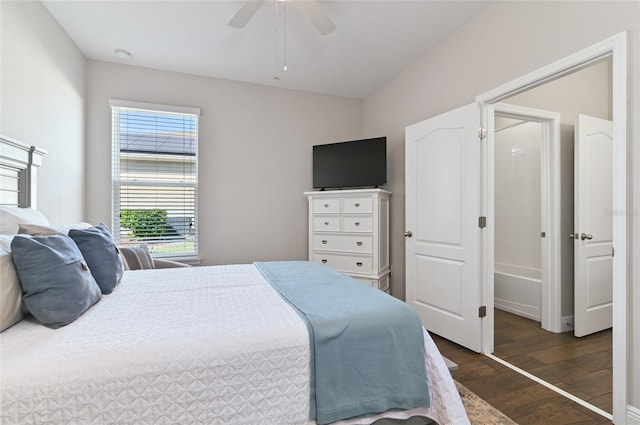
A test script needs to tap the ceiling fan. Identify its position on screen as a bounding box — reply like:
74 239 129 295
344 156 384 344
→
228 0 336 36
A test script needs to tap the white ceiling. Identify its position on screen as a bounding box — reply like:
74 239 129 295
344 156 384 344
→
42 0 490 99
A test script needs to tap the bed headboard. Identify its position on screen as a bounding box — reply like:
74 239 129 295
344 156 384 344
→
0 135 46 208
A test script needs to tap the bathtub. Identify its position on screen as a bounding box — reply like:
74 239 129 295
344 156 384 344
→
494 263 542 322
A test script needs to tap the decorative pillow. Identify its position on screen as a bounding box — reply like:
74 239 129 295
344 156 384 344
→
154 259 191 269
68 224 124 294
0 206 49 234
119 245 155 271
0 236 25 332
18 222 92 236
10 234 102 329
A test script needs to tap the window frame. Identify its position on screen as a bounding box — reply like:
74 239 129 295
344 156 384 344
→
110 99 200 262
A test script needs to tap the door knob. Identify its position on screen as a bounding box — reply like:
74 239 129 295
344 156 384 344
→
580 233 593 240
404 230 413 237
569 233 578 240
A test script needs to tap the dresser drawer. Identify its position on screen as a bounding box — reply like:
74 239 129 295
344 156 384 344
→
342 197 373 214
312 253 373 274
342 216 372 233
312 234 372 253
312 198 340 214
312 216 340 232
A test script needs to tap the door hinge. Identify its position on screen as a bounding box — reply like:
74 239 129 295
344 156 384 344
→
478 216 487 228
612 246 615 258
479 306 487 318
478 126 487 140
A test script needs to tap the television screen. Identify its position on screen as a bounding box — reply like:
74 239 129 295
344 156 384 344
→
313 137 386 190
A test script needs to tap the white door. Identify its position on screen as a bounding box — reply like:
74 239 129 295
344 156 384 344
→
574 114 613 337
405 103 482 352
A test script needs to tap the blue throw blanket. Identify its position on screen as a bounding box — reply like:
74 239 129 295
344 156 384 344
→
254 261 429 425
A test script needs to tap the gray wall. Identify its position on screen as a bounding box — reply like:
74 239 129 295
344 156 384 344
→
85 60 363 265
0 0 86 223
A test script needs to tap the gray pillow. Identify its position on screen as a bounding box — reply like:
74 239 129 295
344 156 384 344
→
119 245 155 270
10 234 102 329
69 224 124 294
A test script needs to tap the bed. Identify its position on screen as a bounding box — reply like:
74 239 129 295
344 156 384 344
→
0 135 469 425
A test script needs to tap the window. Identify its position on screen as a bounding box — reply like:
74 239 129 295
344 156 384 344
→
110 100 199 259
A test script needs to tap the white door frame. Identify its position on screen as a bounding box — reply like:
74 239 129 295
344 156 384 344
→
477 31 628 424
492 104 562 333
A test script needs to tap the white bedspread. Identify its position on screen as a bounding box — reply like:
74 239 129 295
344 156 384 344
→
0 264 468 424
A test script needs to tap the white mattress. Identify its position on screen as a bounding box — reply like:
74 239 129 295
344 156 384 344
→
1 264 468 425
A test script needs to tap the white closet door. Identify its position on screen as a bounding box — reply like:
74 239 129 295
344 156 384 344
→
574 114 613 337
405 103 482 352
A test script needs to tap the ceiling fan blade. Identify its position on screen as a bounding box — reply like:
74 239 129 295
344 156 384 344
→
295 0 336 36
228 0 265 29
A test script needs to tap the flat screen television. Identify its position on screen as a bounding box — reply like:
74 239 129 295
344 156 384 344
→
313 137 386 190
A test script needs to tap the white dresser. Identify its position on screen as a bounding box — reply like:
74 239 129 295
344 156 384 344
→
305 189 391 293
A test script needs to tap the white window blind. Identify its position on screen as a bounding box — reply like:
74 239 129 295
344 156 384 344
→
111 100 199 258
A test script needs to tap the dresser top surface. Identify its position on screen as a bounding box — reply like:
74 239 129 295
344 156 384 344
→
304 188 391 197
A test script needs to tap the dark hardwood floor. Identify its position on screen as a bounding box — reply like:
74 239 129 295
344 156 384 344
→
432 327 613 425
493 309 612 414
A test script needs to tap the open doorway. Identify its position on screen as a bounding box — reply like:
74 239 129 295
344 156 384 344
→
492 104 561 333
494 116 545 321
490 59 613 417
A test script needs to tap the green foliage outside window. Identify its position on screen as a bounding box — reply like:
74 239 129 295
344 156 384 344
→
120 209 168 239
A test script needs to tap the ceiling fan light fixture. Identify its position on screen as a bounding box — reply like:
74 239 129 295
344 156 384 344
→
228 0 335 35
114 48 132 60
228 0 334 78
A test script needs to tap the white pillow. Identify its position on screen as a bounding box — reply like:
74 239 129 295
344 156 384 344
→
0 234 11 251
0 235 25 332
18 222 92 236
0 206 49 235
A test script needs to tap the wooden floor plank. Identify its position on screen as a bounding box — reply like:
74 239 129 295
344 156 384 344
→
527 360 591 385
568 349 613 372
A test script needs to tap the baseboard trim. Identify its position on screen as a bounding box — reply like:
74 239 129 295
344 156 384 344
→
494 300 540 322
560 315 575 332
627 405 640 424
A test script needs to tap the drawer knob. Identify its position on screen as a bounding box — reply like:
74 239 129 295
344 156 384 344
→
322 240 328 244
324 222 329 226
356 241 363 246
355 203 360 207
322 259 328 264
356 262 363 267
355 222 360 226
324 203 329 208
